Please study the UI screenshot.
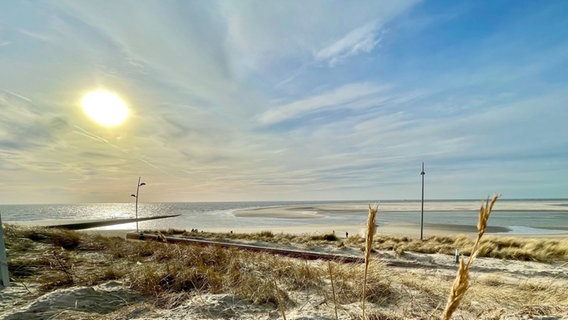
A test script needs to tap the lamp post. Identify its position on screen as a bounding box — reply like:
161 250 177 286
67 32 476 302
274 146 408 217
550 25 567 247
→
420 162 425 241
131 177 146 233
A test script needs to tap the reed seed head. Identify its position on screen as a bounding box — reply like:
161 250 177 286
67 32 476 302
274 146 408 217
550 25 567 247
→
442 194 499 320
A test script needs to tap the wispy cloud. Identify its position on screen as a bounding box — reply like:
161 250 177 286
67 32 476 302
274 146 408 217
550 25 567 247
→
258 83 388 125
315 21 383 67
1 89 32 102
18 29 54 42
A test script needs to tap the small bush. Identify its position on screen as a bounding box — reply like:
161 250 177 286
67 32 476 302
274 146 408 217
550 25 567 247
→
164 228 186 235
50 230 82 250
12 227 82 250
310 233 338 241
257 230 274 238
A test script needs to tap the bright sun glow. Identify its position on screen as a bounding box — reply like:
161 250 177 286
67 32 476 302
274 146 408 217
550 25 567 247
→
81 90 128 126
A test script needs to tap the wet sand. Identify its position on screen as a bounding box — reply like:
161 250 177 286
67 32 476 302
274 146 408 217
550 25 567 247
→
233 200 568 218
232 204 567 238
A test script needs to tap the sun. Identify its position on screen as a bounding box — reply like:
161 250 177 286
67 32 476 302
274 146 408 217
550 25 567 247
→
81 90 129 127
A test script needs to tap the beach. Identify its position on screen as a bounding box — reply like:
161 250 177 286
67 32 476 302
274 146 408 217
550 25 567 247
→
229 204 517 237
2 218 568 320
2 197 568 319
229 200 568 238
200 222 510 238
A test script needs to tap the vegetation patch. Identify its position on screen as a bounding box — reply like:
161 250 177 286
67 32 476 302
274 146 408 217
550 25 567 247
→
3 223 567 319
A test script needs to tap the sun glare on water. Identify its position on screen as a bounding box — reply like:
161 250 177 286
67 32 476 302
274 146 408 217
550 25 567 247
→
81 90 128 127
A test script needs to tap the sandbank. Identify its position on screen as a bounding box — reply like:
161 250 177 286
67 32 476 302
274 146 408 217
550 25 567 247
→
234 200 568 217
234 206 323 218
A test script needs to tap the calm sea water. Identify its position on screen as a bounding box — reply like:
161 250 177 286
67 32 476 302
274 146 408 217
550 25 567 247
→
1 200 567 235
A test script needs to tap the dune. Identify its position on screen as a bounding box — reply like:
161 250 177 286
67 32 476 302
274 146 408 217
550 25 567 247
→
1 221 567 319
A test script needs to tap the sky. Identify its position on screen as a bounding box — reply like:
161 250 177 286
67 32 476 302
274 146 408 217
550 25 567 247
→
0 1 567 204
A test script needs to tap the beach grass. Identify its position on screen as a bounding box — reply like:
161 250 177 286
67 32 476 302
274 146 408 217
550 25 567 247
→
171 229 568 263
362 204 379 318
3 223 568 319
442 195 498 319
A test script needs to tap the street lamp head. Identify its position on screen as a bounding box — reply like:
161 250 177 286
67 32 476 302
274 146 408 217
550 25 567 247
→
131 194 136 197
140 182 146 186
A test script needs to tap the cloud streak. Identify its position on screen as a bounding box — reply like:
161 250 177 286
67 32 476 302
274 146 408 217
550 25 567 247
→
258 83 388 125
315 21 383 67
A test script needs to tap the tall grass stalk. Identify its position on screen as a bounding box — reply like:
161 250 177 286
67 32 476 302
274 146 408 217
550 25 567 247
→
362 203 379 318
273 279 287 320
328 262 339 320
441 194 499 320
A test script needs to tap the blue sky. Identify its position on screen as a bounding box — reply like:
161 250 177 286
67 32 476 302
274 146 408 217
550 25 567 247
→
0 1 567 204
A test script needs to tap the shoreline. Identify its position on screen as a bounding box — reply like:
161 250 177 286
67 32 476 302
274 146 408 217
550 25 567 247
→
5 218 567 239
2 200 566 238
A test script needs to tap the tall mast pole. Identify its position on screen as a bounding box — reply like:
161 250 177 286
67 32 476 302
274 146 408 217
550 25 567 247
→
135 176 141 233
420 162 425 241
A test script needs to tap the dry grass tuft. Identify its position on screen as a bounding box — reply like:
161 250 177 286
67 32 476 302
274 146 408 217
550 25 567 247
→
310 232 338 241
362 203 379 318
329 259 392 306
185 227 567 263
441 194 499 320
328 262 339 320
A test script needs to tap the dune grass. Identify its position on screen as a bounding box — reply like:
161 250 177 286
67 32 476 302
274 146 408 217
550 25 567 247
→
442 194 498 319
182 229 568 263
362 204 379 318
3 216 568 319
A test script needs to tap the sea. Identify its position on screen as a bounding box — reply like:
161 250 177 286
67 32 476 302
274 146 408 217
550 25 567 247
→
1 199 567 235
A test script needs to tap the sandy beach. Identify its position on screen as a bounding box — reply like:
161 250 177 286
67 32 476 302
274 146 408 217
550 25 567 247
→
228 203 568 238
80 222 565 243
76 223 473 241
197 201 567 238
200 222 509 239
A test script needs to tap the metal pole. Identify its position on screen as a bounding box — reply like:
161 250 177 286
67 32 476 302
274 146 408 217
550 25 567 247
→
420 162 425 241
135 176 141 233
0 212 10 288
